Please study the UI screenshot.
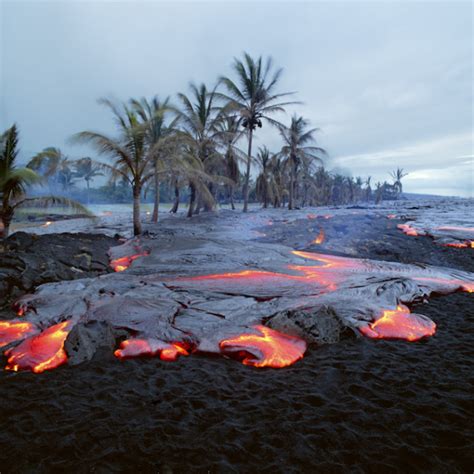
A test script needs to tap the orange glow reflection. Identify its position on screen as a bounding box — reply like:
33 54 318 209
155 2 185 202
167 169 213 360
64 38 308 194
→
397 224 418 236
5 320 74 373
110 252 149 272
360 305 436 341
312 229 325 245
219 325 306 368
0 320 40 349
114 338 189 361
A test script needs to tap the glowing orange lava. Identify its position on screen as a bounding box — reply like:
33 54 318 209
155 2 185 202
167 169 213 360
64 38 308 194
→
110 252 149 272
307 213 317 219
219 325 307 368
360 305 436 341
0 320 40 349
397 223 418 236
443 241 473 249
42 221 52 227
387 214 396 219
5 320 74 373
114 338 189 361
312 229 325 245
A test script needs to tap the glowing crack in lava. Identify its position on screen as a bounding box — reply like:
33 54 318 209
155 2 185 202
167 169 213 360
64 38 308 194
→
307 213 317 219
219 325 307 368
312 229 325 245
387 214 396 219
110 251 149 272
0 320 40 349
397 224 419 236
443 241 474 249
114 338 189 361
4 320 74 373
42 221 52 227
437 226 474 232
360 305 436 341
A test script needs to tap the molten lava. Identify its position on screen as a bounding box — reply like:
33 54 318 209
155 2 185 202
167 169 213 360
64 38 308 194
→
110 252 149 272
443 241 473 249
0 320 40 349
219 325 307 368
307 213 317 219
387 214 396 219
360 305 436 342
42 221 52 227
437 226 474 232
397 223 419 236
312 229 325 245
114 338 189 361
4 320 74 373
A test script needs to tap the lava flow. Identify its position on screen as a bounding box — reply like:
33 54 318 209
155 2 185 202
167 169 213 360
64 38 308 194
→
42 221 52 227
360 305 436 342
0 320 40 349
4 320 74 373
110 251 149 272
114 338 189 361
312 229 325 245
397 224 419 236
443 241 474 249
219 325 307 368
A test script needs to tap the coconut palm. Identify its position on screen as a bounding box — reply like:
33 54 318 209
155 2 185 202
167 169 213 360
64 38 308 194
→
131 96 177 222
28 147 78 192
278 115 326 210
177 83 225 216
74 157 104 203
73 98 160 235
218 52 298 212
255 146 273 208
215 115 244 210
0 125 90 238
389 168 408 194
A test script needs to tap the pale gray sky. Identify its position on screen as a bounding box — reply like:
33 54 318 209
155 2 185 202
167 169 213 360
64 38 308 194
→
1 0 472 196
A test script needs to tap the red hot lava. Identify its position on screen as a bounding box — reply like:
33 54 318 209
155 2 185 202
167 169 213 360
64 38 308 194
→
110 251 149 272
360 305 436 341
5 320 74 373
219 325 307 368
0 320 40 349
114 338 189 361
397 223 419 236
443 241 473 249
312 229 325 245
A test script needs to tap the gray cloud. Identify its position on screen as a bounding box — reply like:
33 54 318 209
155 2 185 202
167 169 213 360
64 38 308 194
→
2 0 472 196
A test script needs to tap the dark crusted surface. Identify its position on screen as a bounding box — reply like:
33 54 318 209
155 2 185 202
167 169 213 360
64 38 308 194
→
0 232 118 307
0 216 473 473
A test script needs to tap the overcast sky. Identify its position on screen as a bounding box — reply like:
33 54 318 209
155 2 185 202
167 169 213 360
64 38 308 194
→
1 0 472 196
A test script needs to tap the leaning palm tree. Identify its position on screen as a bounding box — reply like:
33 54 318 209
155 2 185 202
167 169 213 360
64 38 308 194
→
389 168 408 195
73 98 159 235
218 52 298 212
0 125 90 238
278 115 326 210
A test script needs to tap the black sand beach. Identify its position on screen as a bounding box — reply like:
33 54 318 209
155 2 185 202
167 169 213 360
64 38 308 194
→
0 213 473 473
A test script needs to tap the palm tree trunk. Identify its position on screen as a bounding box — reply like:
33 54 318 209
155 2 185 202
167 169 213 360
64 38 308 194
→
187 182 196 218
132 185 142 236
243 128 253 213
151 170 159 223
86 180 90 205
229 186 235 210
288 160 295 210
170 181 180 213
0 207 13 239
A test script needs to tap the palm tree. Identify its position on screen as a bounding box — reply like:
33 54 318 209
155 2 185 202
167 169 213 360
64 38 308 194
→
73 98 159 235
255 146 273 208
218 52 298 212
28 147 77 192
365 176 372 202
216 115 243 210
74 157 104 203
389 168 408 195
0 125 90 238
131 96 177 222
278 115 326 210
177 83 224 216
